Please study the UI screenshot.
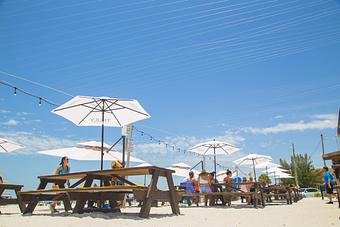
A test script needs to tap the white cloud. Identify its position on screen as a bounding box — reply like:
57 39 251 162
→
16 111 30 116
242 113 337 135
135 131 245 155
2 119 20 126
0 130 79 154
274 115 284 119
0 109 10 114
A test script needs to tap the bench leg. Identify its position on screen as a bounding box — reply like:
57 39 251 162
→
139 170 160 218
23 181 48 214
15 190 26 213
73 179 93 214
166 172 180 215
63 193 72 212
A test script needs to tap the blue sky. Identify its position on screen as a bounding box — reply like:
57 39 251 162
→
0 0 340 189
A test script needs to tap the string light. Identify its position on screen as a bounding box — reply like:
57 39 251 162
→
1 81 58 107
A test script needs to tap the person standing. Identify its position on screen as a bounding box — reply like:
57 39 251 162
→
50 156 70 213
322 166 335 204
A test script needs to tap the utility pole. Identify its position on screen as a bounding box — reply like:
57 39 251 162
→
125 125 134 168
321 134 326 167
292 143 299 188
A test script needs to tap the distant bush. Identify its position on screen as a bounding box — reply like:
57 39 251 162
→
314 192 321 198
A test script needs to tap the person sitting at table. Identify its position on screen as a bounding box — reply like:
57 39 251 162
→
240 177 250 204
247 176 255 205
50 156 70 213
209 172 219 206
181 171 199 206
223 170 233 206
198 170 212 206
110 161 124 185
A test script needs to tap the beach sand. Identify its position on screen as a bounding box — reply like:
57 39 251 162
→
0 198 338 227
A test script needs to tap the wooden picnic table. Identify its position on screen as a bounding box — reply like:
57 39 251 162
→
18 166 180 218
262 185 293 204
0 183 24 213
179 182 264 208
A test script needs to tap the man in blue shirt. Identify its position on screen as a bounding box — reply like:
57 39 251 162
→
322 166 335 204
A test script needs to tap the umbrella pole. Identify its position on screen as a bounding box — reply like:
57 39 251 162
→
252 159 257 182
266 166 268 176
214 147 217 181
101 109 105 171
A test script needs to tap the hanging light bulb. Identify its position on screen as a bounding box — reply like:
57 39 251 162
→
39 98 42 106
14 87 17 96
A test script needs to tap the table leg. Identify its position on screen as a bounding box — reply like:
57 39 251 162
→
15 189 25 213
23 180 48 214
73 178 93 214
165 172 180 215
139 170 160 218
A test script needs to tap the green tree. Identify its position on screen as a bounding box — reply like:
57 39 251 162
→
258 174 271 185
279 153 322 188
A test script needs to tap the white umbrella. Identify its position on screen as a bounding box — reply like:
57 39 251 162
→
256 162 282 169
167 162 200 178
276 173 294 179
189 140 239 177
265 167 289 174
134 162 152 168
234 154 272 182
0 139 24 153
38 141 145 163
52 96 150 170
172 162 192 169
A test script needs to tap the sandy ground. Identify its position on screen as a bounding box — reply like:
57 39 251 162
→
0 198 339 227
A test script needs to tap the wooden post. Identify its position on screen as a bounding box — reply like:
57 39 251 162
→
321 134 326 167
292 144 299 188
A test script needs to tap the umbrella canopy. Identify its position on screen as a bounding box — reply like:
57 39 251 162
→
269 172 294 179
0 139 24 153
172 162 192 169
189 140 239 156
276 173 294 179
38 141 145 163
167 166 200 178
134 162 152 167
265 167 289 174
234 154 272 182
255 162 282 169
189 140 239 178
234 154 273 166
52 96 150 170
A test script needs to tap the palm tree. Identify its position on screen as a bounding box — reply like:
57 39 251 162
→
279 153 322 187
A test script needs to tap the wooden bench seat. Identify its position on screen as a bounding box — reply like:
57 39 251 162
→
0 184 24 213
179 191 262 208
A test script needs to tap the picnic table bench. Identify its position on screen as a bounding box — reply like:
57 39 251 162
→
18 166 181 218
262 185 293 205
0 183 24 213
179 182 264 208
